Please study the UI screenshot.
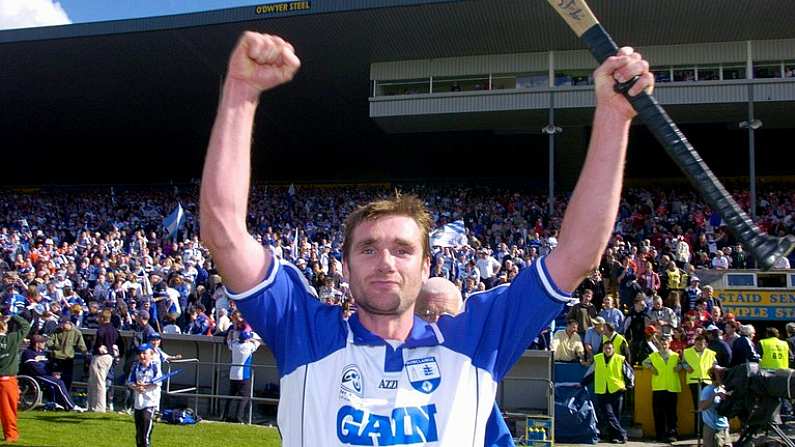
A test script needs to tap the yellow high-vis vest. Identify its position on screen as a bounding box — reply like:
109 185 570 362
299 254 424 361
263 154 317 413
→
759 337 789 370
649 351 682 392
602 333 627 357
594 353 626 394
682 347 716 384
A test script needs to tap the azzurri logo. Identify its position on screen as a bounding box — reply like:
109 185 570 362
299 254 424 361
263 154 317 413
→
337 404 438 445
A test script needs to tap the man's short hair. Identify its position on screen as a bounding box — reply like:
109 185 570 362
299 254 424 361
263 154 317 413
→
786 322 795 336
766 327 780 338
694 334 707 343
342 193 432 260
567 319 578 327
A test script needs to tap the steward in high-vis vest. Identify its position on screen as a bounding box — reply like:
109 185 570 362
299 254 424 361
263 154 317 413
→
642 335 682 443
600 323 631 364
580 341 635 444
681 335 717 433
759 327 789 370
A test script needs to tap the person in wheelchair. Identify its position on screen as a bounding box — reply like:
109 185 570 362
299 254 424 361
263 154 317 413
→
20 335 86 412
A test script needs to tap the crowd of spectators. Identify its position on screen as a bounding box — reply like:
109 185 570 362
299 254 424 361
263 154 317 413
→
2 183 794 416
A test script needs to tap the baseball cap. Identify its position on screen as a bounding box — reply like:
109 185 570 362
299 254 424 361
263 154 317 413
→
660 333 673 341
137 343 153 353
705 324 720 332
644 325 657 336
147 333 162 341
137 310 150 320
690 276 700 283
31 334 47 343
592 316 606 325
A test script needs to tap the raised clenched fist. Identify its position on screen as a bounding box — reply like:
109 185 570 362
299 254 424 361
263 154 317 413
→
226 32 301 95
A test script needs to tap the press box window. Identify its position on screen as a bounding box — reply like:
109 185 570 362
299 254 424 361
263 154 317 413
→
753 63 782 79
757 273 787 289
726 273 755 287
722 66 746 80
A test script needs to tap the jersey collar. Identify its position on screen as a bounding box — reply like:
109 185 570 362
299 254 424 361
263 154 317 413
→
348 313 440 348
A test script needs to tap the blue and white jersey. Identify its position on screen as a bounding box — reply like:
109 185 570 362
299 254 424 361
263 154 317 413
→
127 361 162 410
229 256 570 447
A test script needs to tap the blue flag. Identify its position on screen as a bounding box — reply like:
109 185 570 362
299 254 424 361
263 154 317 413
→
163 203 185 240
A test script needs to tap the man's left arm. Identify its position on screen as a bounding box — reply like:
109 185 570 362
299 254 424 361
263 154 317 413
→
546 48 653 292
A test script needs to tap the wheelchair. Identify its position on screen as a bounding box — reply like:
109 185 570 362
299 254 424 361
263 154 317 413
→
17 375 43 411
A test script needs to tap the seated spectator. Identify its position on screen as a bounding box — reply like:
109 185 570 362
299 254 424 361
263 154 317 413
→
551 320 585 363
21 335 86 412
687 299 711 326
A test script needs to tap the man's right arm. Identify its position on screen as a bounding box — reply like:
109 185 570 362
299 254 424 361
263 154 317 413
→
200 32 300 293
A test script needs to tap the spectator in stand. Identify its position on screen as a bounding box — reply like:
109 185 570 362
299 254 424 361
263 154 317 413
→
625 295 650 363
583 317 605 363
669 326 687 355
665 290 683 322
551 320 585 364
617 257 640 309
21 335 86 412
705 325 732 368
687 299 711 326
639 261 661 295
598 295 624 333
723 320 740 346
648 296 678 329
184 305 211 335
730 324 760 367
82 301 102 330
46 317 87 392
567 289 597 337
683 276 701 314
161 313 181 334
701 286 720 312
214 308 232 336
711 250 730 270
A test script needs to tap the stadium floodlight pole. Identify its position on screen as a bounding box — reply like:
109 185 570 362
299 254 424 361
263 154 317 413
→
739 82 762 220
545 0 795 270
542 92 562 217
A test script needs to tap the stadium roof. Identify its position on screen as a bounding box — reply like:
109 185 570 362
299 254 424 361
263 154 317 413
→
2 0 794 184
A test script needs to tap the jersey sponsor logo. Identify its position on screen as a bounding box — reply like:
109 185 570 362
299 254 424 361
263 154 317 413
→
341 364 363 397
405 357 441 394
378 379 398 390
336 404 438 445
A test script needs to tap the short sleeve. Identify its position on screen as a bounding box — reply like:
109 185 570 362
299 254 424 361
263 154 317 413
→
440 257 573 381
226 258 347 377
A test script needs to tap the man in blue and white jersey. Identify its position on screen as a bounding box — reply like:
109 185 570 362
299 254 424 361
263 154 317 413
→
200 32 653 447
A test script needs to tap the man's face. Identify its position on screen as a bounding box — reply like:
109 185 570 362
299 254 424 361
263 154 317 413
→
343 216 430 317
604 297 613 309
603 343 614 356
581 291 592 304
566 321 578 334
694 338 706 352
653 299 662 310
35 341 46 351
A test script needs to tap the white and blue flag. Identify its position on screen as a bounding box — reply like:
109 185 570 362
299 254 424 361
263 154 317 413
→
163 203 185 240
430 220 467 247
